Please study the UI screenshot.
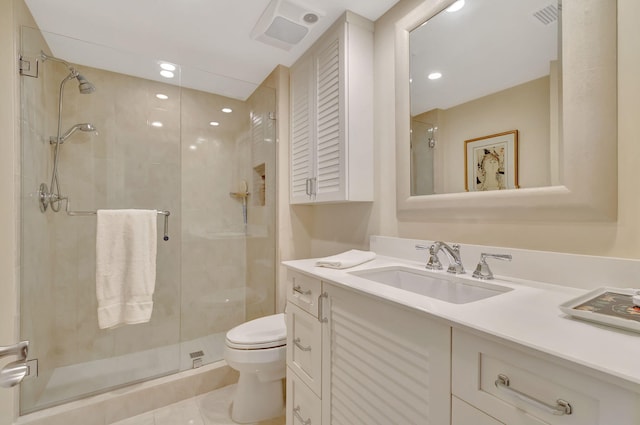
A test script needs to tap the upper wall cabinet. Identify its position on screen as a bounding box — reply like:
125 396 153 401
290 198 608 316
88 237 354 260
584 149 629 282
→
289 12 374 204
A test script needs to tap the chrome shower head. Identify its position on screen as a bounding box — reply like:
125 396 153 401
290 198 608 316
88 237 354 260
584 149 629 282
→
41 51 96 94
76 74 95 94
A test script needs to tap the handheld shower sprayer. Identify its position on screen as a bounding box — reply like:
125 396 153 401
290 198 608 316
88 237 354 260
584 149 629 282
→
50 123 97 144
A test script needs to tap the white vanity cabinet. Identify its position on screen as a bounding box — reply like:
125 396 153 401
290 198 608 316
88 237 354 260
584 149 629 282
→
289 11 374 204
452 329 640 425
320 281 451 425
286 270 323 425
285 269 451 425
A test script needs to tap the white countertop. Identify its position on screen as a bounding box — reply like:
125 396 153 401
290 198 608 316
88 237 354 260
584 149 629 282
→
283 255 640 390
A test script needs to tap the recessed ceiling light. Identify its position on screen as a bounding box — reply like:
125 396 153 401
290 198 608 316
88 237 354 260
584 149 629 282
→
446 0 465 13
151 121 163 128
156 93 169 100
159 62 176 71
428 72 442 80
221 108 233 113
209 121 220 126
189 145 197 150
160 70 174 79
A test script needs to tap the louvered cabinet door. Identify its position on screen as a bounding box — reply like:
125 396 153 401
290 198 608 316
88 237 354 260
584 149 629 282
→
290 55 315 204
287 12 373 205
321 283 451 425
312 30 346 202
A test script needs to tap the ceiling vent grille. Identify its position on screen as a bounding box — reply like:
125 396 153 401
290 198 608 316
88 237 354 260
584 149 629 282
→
532 4 559 25
251 0 323 51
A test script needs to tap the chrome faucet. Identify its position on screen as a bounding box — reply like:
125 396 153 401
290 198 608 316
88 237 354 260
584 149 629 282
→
416 241 465 274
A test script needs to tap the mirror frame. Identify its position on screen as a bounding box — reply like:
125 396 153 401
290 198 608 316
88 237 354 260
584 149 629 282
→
395 0 617 221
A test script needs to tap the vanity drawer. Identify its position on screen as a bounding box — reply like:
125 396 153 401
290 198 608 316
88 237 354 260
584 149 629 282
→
452 396 505 425
286 367 321 425
452 329 640 425
287 269 322 316
286 301 322 396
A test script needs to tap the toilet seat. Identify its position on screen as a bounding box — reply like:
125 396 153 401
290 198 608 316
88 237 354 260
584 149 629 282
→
225 313 286 350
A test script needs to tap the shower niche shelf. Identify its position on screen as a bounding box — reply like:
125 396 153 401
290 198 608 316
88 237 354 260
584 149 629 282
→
253 163 266 206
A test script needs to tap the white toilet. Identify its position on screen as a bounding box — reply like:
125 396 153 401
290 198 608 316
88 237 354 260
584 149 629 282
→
224 313 287 423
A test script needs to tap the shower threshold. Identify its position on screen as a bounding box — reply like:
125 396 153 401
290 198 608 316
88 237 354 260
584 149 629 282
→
22 332 226 414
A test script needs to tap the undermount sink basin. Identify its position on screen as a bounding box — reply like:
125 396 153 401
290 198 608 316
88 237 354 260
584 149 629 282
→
350 266 512 304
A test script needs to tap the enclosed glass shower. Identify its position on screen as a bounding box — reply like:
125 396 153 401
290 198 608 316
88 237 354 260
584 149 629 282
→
19 26 276 414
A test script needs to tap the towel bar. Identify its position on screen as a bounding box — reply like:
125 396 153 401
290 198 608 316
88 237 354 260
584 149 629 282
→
40 197 172 241
68 208 171 241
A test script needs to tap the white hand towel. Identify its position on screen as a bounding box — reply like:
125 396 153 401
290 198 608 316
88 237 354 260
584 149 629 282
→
96 209 157 329
315 249 376 269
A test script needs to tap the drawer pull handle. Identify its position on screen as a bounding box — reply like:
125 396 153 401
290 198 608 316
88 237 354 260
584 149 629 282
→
293 285 312 296
495 374 572 416
294 338 312 352
318 292 328 323
293 405 312 425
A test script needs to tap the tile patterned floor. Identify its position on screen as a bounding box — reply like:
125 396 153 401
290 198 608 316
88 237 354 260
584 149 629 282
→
111 384 284 425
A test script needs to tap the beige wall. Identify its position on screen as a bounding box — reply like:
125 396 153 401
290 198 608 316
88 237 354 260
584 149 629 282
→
418 76 551 193
440 77 550 193
303 0 640 260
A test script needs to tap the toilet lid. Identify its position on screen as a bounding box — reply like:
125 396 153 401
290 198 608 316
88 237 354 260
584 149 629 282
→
226 313 286 349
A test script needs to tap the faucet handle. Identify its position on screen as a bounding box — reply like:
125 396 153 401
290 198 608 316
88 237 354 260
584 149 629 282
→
415 244 443 270
472 253 512 280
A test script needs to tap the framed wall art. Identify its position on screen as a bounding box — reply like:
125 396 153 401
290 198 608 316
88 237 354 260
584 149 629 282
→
464 130 518 191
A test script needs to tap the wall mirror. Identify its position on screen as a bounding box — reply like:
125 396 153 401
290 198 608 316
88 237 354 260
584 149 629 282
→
410 0 559 196
395 0 617 221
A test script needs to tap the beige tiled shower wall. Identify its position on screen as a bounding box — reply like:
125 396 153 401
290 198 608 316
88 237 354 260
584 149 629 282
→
180 87 250 340
245 81 277 322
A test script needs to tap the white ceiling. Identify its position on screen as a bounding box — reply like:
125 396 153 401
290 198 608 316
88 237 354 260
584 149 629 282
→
24 0 400 100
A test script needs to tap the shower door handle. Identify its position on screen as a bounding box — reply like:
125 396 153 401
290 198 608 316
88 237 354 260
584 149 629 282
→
0 341 28 360
0 340 29 388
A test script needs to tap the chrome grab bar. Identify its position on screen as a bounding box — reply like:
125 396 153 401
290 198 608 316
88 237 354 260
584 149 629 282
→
0 341 30 388
293 406 311 425
294 338 312 352
495 374 572 416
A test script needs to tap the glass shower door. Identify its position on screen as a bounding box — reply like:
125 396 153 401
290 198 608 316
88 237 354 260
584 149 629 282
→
19 26 182 414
